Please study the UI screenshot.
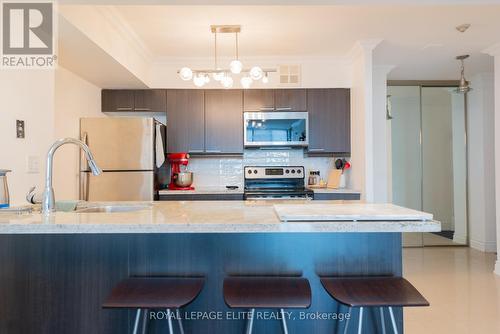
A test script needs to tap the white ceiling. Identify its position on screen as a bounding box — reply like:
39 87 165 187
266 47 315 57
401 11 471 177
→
109 4 500 79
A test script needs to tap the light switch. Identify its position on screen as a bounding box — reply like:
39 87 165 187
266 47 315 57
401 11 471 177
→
27 155 40 174
16 120 25 138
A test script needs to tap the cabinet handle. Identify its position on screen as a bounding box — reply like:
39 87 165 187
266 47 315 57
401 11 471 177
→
205 150 222 153
116 107 133 111
188 150 204 153
135 107 151 111
259 107 275 111
308 148 325 152
275 107 292 111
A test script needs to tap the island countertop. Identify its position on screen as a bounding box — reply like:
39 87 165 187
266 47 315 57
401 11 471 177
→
0 201 441 234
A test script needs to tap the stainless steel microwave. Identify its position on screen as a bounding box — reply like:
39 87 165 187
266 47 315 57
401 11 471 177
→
244 111 309 147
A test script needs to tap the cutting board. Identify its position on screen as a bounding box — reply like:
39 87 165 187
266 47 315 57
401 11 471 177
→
327 170 342 189
274 203 434 222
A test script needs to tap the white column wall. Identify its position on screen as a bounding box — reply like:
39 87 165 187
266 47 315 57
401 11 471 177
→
467 73 497 252
483 44 500 275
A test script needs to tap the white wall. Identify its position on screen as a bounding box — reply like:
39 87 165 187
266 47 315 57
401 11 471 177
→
350 41 379 201
467 73 496 252
0 70 55 205
372 66 393 203
149 56 352 89
53 67 103 200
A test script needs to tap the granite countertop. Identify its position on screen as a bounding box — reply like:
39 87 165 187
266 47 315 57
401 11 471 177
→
159 186 244 195
0 201 440 234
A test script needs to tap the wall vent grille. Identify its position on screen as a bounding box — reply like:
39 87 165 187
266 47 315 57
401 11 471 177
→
278 65 301 86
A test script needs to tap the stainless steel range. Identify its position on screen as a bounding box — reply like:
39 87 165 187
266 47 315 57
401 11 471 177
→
244 166 313 200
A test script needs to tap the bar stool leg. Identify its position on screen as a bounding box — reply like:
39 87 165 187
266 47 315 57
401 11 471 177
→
141 308 148 334
343 307 351 334
176 309 185 334
132 309 141 334
280 308 289 334
379 307 386 334
388 307 399 334
357 307 364 334
245 308 255 334
167 308 174 334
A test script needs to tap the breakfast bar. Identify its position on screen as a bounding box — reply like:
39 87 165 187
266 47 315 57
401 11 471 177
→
0 201 440 334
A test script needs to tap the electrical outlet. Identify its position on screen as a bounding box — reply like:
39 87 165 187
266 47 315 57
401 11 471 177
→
16 120 25 138
26 156 40 174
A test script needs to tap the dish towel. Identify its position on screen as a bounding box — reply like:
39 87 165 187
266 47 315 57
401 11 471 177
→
155 123 165 168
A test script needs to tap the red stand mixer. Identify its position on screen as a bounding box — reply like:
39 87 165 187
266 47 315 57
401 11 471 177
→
168 153 194 190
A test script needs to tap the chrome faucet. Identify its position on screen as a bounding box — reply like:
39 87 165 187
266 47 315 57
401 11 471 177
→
41 138 101 214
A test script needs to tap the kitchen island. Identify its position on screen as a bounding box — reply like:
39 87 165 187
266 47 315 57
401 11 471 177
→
0 201 439 334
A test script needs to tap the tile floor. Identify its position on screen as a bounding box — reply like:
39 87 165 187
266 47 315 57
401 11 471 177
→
404 247 500 334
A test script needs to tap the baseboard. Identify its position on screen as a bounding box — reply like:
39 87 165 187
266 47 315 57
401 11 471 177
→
470 239 497 253
495 260 500 276
452 234 467 245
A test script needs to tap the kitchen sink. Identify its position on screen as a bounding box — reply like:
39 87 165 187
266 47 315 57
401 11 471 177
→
74 205 151 213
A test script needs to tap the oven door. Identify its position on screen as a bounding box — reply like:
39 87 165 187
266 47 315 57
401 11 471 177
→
244 112 309 147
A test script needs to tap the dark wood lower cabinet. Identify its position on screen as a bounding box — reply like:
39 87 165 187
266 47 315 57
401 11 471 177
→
0 233 402 334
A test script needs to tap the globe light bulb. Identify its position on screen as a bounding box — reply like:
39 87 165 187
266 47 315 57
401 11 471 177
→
262 74 269 84
193 74 206 87
221 76 234 89
179 67 193 81
230 60 243 74
240 76 252 89
249 66 263 80
204 74 210 84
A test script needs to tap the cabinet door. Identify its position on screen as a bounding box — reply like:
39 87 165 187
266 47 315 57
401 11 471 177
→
166 90 205 153
134 90 166 112
101 90 134 112
243 89 275 111
205 90 244 154
274 89 307 111
307 89 351 154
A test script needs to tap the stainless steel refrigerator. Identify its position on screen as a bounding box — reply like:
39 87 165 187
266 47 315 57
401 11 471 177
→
79 117 166 201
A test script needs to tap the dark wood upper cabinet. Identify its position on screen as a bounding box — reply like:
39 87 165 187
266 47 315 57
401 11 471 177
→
274 89 307 111
166 90 205 153
243 89 275 111
307 89 351 154
204 90 243 154
102 89 166 112
134 90 166 112
102 90 134 112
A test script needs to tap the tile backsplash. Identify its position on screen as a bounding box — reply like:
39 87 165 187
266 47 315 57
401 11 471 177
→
188 149 344 188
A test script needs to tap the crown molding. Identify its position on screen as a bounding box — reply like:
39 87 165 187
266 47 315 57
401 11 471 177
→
346 39 383 61
96 6 154 63
482 43 500 57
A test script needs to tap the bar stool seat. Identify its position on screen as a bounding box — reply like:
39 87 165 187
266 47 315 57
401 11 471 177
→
103 277 204 334
224 276 311 334
320 276 428 334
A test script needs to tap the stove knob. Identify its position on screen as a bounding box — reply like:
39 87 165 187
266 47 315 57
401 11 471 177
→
297 169 302 174
291 169 296 174
248 170 252 174
285 169 290 174
254 169 258 174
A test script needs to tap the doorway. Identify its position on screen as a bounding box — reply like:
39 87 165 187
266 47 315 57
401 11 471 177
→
388 84 468 247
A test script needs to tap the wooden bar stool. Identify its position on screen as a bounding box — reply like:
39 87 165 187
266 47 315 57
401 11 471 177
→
223 276 312 334
320 276 429 334
103 277 204 334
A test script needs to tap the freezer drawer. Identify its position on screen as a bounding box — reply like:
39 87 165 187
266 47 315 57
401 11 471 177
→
80 117 154 171
80 171 154 201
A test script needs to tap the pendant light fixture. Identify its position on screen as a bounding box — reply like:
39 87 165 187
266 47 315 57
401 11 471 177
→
178 25 276 88
455 55 472 94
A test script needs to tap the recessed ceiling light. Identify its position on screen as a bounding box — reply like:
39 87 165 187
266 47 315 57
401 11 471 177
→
456 24 471 33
